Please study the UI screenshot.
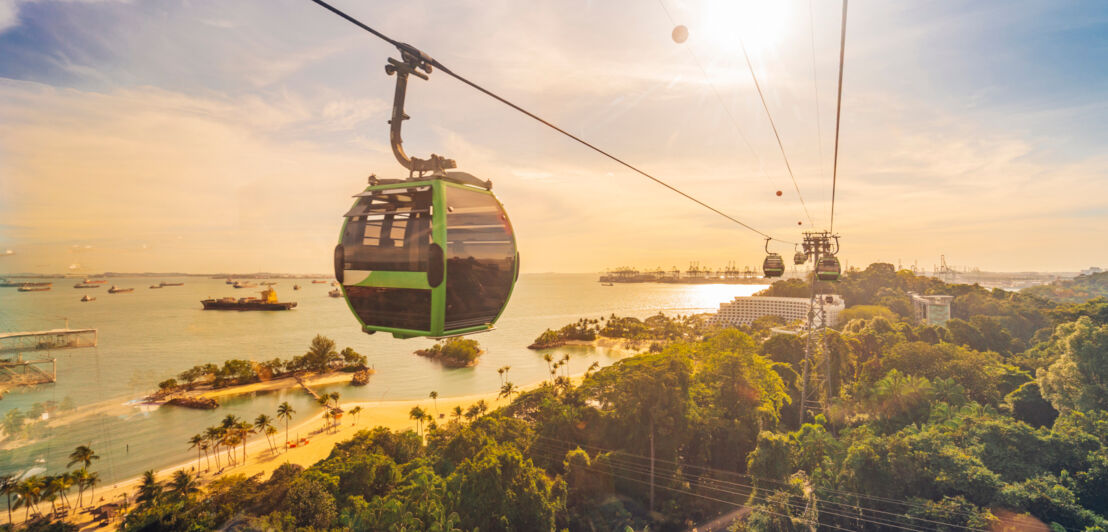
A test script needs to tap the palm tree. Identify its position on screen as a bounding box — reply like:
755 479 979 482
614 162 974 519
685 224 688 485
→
317 395 331 409
329 391 340 405
220 414 239 430
254 415 276 453
476 400 488 415
67 444 98 470
187 434 205 469
135 470 161 506
409 406 426 436
277 402 295 451
348 405 363 425
322 410 333 432
168 471 199 498
543 353 554 382
498 381 518 402
585 361 600 377
46 475 68 514
235 420 253 463
204 426 223 469
17 476 43 521
451 405 463 423
429 391 439 417
1 474 15 524
84 471 100 504
265 425 279 450
70 468 90 508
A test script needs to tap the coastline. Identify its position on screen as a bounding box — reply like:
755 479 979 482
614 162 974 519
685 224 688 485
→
63 376 575 530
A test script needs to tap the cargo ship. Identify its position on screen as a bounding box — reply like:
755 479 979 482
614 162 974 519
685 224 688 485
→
108 285 134 293
2 280 52 288
201 288 296 311
74 282 100 288
159 282 184 287
18 285 50 292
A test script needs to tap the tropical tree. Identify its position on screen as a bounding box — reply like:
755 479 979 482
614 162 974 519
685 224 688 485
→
1 473 15 524
187 434 205 469
236 420 254 462
348 405 363 425
498 381 518 402
168 470 199 498
277 402 295 451
409 406 427 436
265 425 279 450
46 475 70 513
451 405 464 423
255 414 276 453
17 476 43 520
205 426 224 469
70 468 91 507
429 391 439 417
543 353 555 382
67 444 99 470
84 470 100 504
135 470 161 506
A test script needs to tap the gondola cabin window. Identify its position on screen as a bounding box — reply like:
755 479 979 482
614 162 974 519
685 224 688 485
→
444 185 516 330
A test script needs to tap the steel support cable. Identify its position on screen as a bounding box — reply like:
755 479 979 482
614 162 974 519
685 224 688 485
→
530 434 990 528
829 0 848 232
306 0 796 246
527 443 903 532
529 441 965 532
809 0 828 220
737 39 814 227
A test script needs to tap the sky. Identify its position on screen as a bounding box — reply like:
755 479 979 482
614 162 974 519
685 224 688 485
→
0 0 1106 274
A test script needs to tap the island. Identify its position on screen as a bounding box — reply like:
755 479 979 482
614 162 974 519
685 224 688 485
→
414 338 484 368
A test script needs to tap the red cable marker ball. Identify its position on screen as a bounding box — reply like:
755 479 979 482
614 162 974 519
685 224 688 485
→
798 221 803 225
775 190 783 196
672 25 689 44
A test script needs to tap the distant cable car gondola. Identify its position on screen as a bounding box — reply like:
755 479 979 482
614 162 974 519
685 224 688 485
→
816 256 841 282
762 238 785 278
334 45 518 339
793 246 807 265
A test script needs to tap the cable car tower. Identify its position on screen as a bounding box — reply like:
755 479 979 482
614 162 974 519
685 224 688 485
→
798 230 840 423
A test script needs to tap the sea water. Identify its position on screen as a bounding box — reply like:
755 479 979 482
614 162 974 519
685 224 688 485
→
0 274 764 484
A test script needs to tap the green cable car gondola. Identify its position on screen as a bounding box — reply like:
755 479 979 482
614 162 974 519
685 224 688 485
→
816 256 841 282
334 44 518 339
793 248 807 265
762 238 785 278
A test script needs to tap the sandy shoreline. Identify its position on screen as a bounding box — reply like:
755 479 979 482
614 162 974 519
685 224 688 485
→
59 372 600 530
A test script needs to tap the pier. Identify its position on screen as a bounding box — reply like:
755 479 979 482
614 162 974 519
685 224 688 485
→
0 328 98 395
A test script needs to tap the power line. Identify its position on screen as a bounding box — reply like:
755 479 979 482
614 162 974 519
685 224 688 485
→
738 39 815 227
829 0 848 233
306 0 796 245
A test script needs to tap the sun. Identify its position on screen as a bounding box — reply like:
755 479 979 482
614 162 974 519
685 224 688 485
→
697 0 792 54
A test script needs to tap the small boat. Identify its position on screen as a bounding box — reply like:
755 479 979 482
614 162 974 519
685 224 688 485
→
19 286 50 292
293 284 301 290
149 284 162 289
311 280 327 284
261 281 277 286
601 282 614 286
328 288 342 298
81 295 95 302
73 282 99 289
233 281 256 289
108 285 134 293
225 279 234 284
159 282 184 287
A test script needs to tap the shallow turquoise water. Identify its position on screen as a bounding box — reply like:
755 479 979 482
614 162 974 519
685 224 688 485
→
0 274 764 484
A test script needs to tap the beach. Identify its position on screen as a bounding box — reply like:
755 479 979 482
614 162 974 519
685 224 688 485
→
60 376 566 531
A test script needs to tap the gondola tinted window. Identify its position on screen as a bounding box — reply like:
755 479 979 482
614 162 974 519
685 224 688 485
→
345 286 431 332
444 186 515 330
342 188 433 272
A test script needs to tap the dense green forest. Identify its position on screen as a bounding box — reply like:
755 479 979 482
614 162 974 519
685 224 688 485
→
74 264 1108 531
1024 271 1108 303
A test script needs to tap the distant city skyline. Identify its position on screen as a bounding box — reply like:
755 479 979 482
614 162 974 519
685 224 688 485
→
1 0 1107 274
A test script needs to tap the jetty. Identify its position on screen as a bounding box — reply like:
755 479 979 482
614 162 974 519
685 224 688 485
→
0 328 98 395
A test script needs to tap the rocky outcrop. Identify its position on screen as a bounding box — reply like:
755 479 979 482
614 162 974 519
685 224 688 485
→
165 396 218 409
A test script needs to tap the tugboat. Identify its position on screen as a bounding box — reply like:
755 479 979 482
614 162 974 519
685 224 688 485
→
201 287 296 311
81 295 96 302
225 278 234 284
293 284 301 290
232 281 256 289
149 284 162 289
108 285 134 293
328 288 342 298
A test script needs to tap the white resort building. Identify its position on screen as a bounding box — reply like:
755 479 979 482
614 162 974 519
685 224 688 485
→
712 295 844 328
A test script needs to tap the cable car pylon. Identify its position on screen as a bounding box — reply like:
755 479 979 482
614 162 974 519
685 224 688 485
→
798 230 840 424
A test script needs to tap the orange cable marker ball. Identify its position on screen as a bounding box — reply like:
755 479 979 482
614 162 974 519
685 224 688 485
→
776 190 783 196
672 25 689 44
